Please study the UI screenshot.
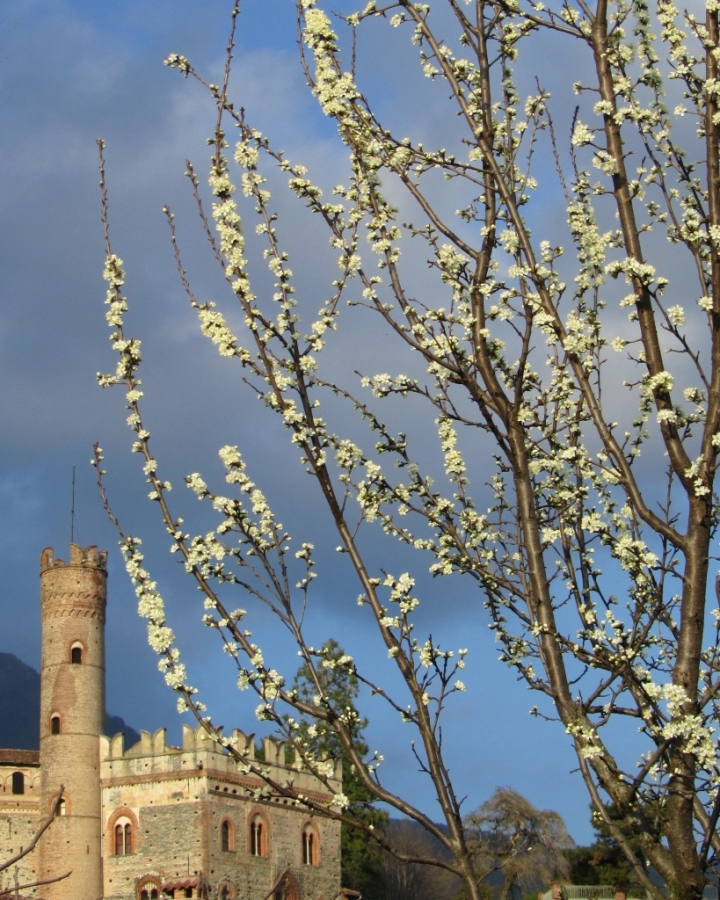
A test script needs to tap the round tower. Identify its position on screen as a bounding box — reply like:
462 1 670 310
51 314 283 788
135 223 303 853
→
39 543 107 900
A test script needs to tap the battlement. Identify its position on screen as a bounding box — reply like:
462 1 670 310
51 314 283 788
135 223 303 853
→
100 724 342 793
102 725 298 767
41 544 108 573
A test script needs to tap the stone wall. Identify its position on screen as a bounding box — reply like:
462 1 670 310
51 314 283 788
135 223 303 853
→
101 726 342 900
0 752 41 899
104 802 208 900
206 793 341 900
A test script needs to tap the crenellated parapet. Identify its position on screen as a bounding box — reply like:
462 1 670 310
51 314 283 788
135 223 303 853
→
40 544 108 573
100 723 343 900
100 724 342 798
40 544 107 622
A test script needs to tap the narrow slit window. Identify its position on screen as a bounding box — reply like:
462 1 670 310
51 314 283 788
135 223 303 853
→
51 715 60 735
221 819 233 852
71 645 82 664
11 772 24 795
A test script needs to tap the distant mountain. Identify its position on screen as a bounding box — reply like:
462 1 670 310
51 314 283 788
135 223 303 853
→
0 652 140 750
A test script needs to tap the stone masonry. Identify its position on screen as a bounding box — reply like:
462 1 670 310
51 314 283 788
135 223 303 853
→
0 545 342 900
0 749 40 896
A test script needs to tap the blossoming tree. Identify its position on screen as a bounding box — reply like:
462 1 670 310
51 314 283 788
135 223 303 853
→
95 0 720 896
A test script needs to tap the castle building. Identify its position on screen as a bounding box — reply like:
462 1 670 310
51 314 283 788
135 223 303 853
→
0 545 342 900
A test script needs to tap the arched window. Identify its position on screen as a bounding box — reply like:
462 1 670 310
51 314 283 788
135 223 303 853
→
114 818 132 855
57 798 67 816
11 772 24 795
71 644 83 664
302 824 318 866
138 878 159 900
250 815 264 857
108 807 139 857
51 715 60 735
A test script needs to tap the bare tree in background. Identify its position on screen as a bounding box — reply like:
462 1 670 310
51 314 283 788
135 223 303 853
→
94 0 720 895
381 820 461 900
464 789 572 900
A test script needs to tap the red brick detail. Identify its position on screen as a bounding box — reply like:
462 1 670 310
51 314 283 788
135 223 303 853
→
106 806 139 855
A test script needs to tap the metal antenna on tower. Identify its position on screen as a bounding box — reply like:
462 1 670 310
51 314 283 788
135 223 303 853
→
71 465 76 545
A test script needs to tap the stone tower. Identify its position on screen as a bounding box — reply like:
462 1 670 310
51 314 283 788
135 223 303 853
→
39 544 107 900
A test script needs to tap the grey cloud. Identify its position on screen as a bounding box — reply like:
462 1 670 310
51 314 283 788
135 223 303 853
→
0 0 639 844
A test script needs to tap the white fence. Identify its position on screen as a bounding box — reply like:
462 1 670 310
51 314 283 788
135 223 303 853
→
539 887 645 900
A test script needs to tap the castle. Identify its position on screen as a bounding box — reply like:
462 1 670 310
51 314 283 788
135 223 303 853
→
0 545 342 900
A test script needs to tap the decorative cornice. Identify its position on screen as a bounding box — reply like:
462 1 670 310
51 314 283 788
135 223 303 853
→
42 606 106 622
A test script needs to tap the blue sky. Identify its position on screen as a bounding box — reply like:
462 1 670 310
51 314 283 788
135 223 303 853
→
0 0 612 843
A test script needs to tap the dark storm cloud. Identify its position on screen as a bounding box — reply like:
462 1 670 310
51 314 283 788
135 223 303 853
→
0 0 610 842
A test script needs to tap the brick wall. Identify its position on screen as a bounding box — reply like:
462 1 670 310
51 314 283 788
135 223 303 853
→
39 544 107 900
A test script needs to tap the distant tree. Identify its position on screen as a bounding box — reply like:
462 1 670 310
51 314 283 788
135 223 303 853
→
382 819 461 900
566 843 633 890
292 639 388 898
464 789 573 900
566 805 648 889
